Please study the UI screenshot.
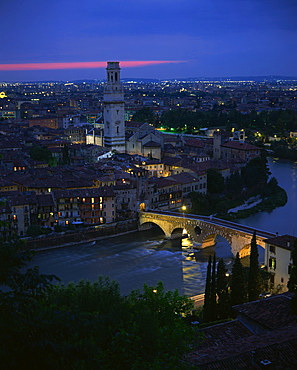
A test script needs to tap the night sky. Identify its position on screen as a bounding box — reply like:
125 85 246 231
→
1 0 296 82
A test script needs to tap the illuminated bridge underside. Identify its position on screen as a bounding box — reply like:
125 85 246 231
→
139 211 276 257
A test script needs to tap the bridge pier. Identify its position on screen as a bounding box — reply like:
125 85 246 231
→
138 211 276 257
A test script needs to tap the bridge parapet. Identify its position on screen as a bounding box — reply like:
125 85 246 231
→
139 211 276 256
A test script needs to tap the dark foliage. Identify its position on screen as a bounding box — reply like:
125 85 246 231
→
230 253 247 307
248 231 262 302
0 238 196 369
216 259 230 319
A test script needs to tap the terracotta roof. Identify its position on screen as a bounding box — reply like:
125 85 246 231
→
233 293 296 330
264 234 297 251
36 193 55 207
170 172 200 184
184 138 204 148
221 141 260 150
185 293 297 368
53 186 115 198
142 140 161 147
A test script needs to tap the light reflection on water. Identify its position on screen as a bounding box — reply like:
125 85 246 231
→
30 229 234 297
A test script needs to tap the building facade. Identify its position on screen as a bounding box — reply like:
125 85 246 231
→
264 234 296 293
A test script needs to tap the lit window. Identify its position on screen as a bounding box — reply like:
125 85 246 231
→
269 258 276 270
91 198 95 203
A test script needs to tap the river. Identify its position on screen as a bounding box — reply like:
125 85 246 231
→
29 157 295 297
236 157 297 236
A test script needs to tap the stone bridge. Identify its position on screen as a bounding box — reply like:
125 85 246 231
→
139 211 276 257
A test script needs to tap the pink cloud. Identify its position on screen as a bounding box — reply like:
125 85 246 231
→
0 60 185 71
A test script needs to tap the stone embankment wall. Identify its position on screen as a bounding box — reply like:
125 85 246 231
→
23 219 138 250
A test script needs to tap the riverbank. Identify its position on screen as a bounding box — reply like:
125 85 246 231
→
23 219 138 251
220 185 287 221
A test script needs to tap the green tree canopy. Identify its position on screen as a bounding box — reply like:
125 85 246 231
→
248 231 262 302
241 156 270 189
0 238 196 369
132 107 155 125
29 144 54 165
207 169 225 194
230 253 246 307
216 259 230 319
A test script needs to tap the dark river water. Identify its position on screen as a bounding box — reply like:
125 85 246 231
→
29 157 295 297
236 157 297 236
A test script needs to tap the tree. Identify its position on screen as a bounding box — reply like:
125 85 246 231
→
216 259 230 319
132 107 155 125
0 237 195 369
230 253 246 307
248 231 262 301
206 169 225 194
210 254 217 321
203 255 213 322
61 145 70 165
225 172 244 197
241 156 270 189
288 239 297 315
29 144 54 165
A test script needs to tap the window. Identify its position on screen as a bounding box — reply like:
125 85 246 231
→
269 258 276 270
269 245 276 254
288 264 292 274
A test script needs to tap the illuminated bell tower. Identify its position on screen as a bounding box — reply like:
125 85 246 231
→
103 61 126 153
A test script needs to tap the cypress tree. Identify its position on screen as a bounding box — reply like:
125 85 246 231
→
288 238 297 315
216 259 230 319
203 255 212 322
230 252 246 307
248 230 262 301
210 254 217 321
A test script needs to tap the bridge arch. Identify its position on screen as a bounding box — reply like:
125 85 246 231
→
139 211 276 257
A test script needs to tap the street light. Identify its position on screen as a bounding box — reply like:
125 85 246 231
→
181 205 187 238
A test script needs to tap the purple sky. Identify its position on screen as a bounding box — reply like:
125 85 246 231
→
1 0 296 81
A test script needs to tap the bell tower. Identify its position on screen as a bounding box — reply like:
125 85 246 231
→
103 61 126 153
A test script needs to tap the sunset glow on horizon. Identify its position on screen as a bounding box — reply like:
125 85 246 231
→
0 60 186 71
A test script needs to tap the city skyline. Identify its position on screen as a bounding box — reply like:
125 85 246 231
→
1 0 297 82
